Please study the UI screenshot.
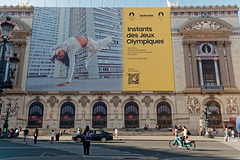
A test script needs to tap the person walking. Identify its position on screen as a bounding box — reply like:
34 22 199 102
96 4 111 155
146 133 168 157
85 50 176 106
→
200 126 203 136
82 125 92 157
78 127 82 134
50 130 54 144
115 127 118 138
50 36 112 86
174 126 178 137
34 128 39 144
55 130 60 143
225 128 229 142
231 129 235 140
23 127 29 144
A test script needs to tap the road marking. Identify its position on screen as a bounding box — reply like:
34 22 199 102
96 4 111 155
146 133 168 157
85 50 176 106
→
87 155 158 159
153 153 161 156
40 152 46 157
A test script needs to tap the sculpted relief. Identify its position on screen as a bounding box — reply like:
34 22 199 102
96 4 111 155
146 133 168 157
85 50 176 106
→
186 96 200 114
226 97 238 114
183 20 230 31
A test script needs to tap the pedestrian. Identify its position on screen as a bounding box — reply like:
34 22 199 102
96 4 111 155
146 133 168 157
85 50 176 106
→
34 128 39 144
23 127 29 144
0 127 2 135
56 130 60 143
115 127 118 138
50 130 54 144
174 126 178 137
82 125 92 157
78 127 82 134
231 129 235 140
172 127 175 136
50 36 112 86
225 128 229 142
144 124 147 130
200 126 203 136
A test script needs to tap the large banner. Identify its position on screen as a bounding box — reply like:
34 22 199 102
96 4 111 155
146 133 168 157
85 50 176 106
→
123 8 174 91
26 7 174 92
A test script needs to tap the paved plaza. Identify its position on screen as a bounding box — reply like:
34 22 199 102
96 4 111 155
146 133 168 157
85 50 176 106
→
1 135 240 160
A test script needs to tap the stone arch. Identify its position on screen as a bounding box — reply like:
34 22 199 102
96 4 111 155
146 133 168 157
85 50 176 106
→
27 101 44 128
123 101 140 128
92 102 108 128
179 17 234 35
89 98 110 128
155 101 173 128
59 102 75 128
26 98 47 125
0 17 31 31
203 99 223 128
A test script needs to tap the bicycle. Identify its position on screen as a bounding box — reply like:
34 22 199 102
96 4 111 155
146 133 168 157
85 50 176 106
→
169 136 196 150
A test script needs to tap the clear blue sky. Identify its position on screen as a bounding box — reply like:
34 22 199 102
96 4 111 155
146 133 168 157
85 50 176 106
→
2 0 239 7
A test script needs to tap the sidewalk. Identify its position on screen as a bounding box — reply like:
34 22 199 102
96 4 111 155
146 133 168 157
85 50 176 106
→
16 135 225 142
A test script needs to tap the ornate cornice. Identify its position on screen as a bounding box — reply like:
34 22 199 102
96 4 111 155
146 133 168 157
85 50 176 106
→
171 5 239 12
179 18 233 34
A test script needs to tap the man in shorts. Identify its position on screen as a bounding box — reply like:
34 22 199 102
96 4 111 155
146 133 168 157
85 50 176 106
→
24 127 29 144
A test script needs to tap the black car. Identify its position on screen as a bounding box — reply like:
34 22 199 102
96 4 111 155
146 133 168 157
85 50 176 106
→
72 130 113 143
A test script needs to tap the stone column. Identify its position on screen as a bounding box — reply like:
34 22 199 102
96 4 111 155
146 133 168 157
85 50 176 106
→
197 58 204 86
225 41 236 88
15 41 26 89
190 42 199 88
214 59 220 86
183 41 192 88
217 41 228 87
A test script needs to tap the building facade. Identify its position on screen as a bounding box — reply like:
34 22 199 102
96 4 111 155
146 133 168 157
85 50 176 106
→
0 5 240 135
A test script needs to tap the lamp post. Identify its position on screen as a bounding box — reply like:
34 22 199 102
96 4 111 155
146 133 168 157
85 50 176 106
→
0 14 15 90
202 103 214 138
0 14 20 138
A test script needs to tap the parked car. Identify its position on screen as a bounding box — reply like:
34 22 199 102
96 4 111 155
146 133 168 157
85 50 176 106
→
72 130 113 143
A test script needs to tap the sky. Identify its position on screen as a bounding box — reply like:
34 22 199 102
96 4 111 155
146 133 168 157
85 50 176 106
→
1 0 240 7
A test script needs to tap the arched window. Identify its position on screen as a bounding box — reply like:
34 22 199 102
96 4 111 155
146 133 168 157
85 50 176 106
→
124 102 139 128
28 102 44 128
206 101 222 128
60 102 75 128
92 102 107 128
157 101 172 128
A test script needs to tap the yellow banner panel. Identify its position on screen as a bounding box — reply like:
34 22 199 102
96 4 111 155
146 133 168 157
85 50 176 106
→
123 7 175 91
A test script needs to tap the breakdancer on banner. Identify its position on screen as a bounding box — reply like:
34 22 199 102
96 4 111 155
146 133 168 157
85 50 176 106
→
50 36 112 86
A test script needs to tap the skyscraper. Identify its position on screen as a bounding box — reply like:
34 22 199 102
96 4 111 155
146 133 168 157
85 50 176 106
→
69 7 123 79
28 7 70 78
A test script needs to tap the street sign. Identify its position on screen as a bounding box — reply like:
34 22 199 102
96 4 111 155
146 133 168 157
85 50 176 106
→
128 114 134 119
63 115 69 119
229 117 237 121
29 115 38 119
95 115 102 119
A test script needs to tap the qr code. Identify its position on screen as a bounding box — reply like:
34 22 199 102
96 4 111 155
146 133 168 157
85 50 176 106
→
128 73 139 84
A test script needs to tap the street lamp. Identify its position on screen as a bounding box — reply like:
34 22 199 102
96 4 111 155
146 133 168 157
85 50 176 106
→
0 14 16 90
0 14 20 138
202 103 214 138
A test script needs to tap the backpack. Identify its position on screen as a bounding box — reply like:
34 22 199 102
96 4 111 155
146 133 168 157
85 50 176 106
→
85 131 92 141
187 129 191 136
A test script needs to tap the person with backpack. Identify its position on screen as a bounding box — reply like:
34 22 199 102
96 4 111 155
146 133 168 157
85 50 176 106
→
83 125 92 157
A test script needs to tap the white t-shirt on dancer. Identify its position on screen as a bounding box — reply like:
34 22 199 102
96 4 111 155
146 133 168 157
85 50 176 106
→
51 37 81 82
